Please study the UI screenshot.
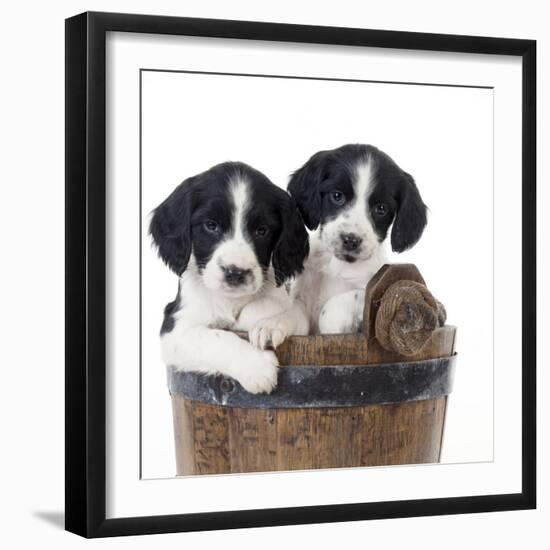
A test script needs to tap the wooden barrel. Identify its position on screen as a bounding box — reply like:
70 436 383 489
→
168 264 457 475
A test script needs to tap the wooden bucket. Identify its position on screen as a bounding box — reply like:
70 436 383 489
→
168 264 457 475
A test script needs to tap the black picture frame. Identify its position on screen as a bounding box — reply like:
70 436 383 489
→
65 11 536 538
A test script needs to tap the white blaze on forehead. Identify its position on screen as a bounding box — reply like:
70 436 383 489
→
229 174 250 241
340 156 376 226
351 157 375 211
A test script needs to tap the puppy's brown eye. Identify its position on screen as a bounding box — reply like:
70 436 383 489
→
203 220 220 233
330 191 346 206
255 226 269 237
373 203 388 217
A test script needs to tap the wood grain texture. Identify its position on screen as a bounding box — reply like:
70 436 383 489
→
188 400 231 474
275 335 321 366
227 407 278 473
173 397 447 474
358 398 446 466
240 334 370 366
171 395 196 475
275 408 317 471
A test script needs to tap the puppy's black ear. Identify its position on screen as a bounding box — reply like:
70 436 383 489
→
272 196 310 286
149 178 196 275
391 172 428 252
287 150 331 230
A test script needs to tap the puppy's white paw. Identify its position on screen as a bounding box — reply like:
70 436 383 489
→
232 348 279 394
249 317 289 350
318 290 365 334
318 311 356 334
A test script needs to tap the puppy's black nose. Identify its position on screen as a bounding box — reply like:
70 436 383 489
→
222 265 251 286
340 233 362 251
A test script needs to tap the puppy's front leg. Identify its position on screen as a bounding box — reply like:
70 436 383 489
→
162 326 279 394
248 300 310 349
236 293 309 349
318 289 365 334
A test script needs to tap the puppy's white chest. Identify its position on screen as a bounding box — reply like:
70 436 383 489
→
318 275 358 306
321 254 381 297
213 297 261 330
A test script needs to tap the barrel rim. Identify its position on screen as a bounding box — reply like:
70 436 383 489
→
167 354 457 409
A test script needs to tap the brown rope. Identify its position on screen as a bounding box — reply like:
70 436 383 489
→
375 280 447 356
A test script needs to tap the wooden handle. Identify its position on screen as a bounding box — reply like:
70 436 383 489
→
362 264 425 337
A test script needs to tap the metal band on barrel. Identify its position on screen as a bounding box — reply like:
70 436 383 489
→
167 355 456 409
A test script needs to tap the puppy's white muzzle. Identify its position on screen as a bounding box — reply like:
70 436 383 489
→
202 238 263 296
322 217 379 263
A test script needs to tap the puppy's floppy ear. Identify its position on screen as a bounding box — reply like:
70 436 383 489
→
272 195 310 286
391 172 428 253
149 177 196 275
287 150 331 230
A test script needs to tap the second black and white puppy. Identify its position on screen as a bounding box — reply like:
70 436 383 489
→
288 144 427 334
150 162 309 394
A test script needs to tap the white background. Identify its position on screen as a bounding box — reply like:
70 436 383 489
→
141 70 495 478
0 0 547 548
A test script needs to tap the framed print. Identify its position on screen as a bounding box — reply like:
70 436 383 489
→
65 11 536 537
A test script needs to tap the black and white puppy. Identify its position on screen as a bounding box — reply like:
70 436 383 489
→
288 144 427 334
150 162 309 394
